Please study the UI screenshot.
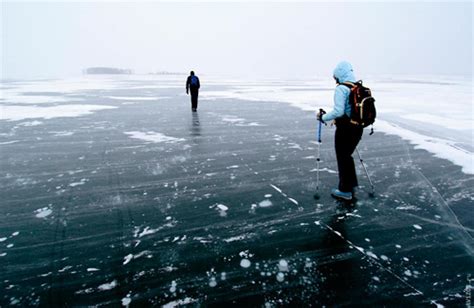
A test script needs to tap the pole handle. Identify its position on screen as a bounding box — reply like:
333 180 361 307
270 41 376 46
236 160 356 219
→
317 108 326 143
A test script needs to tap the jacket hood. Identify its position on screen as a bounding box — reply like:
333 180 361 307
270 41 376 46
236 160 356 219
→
333 61 356 83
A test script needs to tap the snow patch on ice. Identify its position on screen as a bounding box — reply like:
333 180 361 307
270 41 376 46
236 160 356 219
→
430 300 445 308
223 234 249 243
309 167 338 174
1 105 117 121
17 120 43 126
396 205 421 211
221 115 263 127
366 251 379 260
123 254 133 265
0 140 19 145
217 204 229 211
402 113 471 131
98 280 117 291
52 131 74 137
134 221 176 238
203 76 473 174
162 297 197 308
124 131 185 144
376 120 473 174
69 178 88 187
288 198 299 205
35 206 53 218
108 96 157 100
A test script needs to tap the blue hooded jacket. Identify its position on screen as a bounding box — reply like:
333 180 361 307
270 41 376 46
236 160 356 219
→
321 61 356 122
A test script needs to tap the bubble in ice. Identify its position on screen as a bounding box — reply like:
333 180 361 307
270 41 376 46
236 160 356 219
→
121 295 132 306
258 200 272 208
240 259 251 268
170 280 177 293
278 259 289 272
209 277 217 287
220 272 227 281
276 272 285 282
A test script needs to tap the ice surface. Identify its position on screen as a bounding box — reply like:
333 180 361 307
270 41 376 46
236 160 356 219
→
1 76 472 307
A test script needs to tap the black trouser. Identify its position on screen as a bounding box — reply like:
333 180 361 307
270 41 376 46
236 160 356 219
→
190 88 199 110
335 117 363 192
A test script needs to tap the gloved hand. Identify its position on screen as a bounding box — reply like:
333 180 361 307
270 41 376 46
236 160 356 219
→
316 109 326 123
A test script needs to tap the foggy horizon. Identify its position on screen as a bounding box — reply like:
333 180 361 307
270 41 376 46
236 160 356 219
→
2 1 473 80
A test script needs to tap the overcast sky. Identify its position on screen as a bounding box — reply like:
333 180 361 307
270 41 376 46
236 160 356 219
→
2 1 472 79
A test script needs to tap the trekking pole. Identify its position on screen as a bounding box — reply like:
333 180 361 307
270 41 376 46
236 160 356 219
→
355 147 375 197
314 109 326 200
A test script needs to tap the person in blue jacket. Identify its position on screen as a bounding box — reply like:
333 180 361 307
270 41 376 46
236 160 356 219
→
186 71 201 112
317 61 363 201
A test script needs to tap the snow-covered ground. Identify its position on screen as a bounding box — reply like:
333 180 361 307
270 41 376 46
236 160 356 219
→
201 75 473 174
1 74 472 173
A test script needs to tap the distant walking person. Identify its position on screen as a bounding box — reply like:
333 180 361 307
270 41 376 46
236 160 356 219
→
186 71 200 112
317 61 363 201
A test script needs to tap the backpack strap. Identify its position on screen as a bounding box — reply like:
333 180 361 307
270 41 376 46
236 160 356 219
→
339 81 355 89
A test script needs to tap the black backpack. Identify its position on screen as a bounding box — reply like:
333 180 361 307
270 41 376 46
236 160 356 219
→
341 81 376 128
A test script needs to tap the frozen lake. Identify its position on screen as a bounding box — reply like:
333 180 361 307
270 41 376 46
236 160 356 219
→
0 76 473 306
